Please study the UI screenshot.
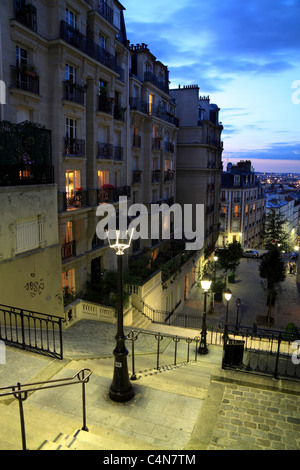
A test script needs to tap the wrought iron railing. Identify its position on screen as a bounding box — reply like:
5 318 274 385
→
14 1 37 32
97 185 131 203
61 240 76 260
0 304 64 360
60 21 124 80
10 65 39 95
0 369 92 450
63 81 85 105
64 138 85 157
63 191 89 210
127 329 202 380
223 325 300 381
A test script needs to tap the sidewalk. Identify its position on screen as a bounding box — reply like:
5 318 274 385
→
182 258 300 330
1 319 300 451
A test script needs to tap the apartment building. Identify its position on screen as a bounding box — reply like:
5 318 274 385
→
169 85 223 261
1 0 132 301
218 161 266 248
266 195 299 250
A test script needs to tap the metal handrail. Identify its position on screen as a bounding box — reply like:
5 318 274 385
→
0 368 92 450
127 329 201 379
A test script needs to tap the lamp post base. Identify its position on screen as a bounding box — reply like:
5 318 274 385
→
109 349 134 402
198 333 208 355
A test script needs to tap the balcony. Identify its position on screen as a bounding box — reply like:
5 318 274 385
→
96 143 123 161
152 138 161 151
164 170 175 182
63 190 89 210
132 170 142 184
152 170 161 183
61 240 76 261
132 135 141 148
97 95 113 114
164 141 174 153
10 65 39 95
97 185 131 204
14 1 37 32
63 81 86 105
98 0 114 25
130 97 148 114
97 142 113 160
144 71 169 94
59 21 124 80
0 120 53 186
114 105 126 122
64 138 85 158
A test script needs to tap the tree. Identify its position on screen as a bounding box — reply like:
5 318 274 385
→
259 246 286 325
264 209 290 250
218 241 244 284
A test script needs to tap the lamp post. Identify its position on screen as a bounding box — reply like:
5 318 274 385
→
235 298 241 331
224 288 232 342
106 225 134 402
198 273 212 355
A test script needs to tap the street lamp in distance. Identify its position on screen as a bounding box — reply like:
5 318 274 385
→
198 273 212 355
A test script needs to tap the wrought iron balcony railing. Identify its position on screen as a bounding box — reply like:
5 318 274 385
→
63 81 85 105
132 170 142 184
63 190 89 210
144 71 169 94
60 21 124 80
10 65 39 95
64 138 85 157
97 185 131 203
98 0 114 25
61 240 76 260
97 95 113 114
14 1 37 32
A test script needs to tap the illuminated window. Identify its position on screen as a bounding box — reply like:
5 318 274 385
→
149 94 154 115
98 170 109 188
62 269 75 297
65 170 81 196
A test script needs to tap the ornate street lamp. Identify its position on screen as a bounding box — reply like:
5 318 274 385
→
106 223 134 402
224 288 232 342
198 273 212 355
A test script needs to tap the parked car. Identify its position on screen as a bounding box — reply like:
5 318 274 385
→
243 250 259 258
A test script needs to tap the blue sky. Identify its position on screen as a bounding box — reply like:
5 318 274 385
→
123 0 300 173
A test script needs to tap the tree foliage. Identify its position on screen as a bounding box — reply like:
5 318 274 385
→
264 209 289 250
218 241 244 277
259 246 286 323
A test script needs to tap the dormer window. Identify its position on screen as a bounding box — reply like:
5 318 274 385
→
234 175 240 186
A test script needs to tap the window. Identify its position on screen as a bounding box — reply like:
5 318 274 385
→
64 221 73 243
233 205 239 218
15 216 44 255
98 170 109 188
98 79 107 96
66 118 77 140
149 93 154 115
16 46 27 67
62 269 75 297
65 170 81 197
65 7 77 28
99 34 106 50
65 64 76 83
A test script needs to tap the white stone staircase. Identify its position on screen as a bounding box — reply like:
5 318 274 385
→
130 307 152 330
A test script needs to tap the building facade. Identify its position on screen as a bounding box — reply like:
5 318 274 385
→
218 161 266 249
169 85 223 260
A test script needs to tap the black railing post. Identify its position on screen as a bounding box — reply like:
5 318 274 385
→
173 336 180 366
274 333 281 380
13 383 28 451
155 334 163 370
20 310 26 351
80 370 89 432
